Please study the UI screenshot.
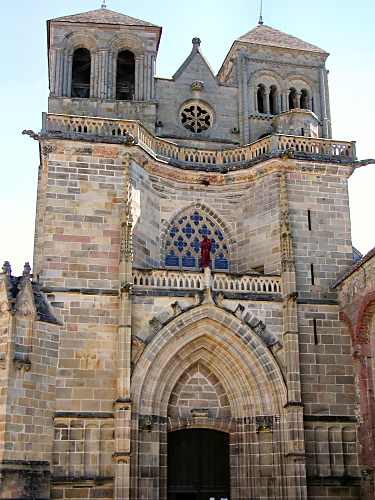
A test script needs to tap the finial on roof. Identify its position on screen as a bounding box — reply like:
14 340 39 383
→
2 261 11 276
258 0 264 25
101 0 107 8
192 37 201 50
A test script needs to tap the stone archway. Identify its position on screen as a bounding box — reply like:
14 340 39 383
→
130 304 292 500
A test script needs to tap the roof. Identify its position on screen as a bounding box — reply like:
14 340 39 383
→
173 38 215 81
50 8 160 28
332 246 375 288
1 263 61 326
238 24 327 54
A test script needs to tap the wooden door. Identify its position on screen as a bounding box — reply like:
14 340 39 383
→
167 429 230 500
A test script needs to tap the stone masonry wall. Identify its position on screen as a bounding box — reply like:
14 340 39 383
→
287 166 353 301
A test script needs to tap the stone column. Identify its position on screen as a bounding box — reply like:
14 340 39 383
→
319 67 332 138
237 52 250 144
135 55 145 101
91 51 99 99
96 50 112 100
110 52 117 100
150 54 156 100
323 69 332 137
114 154 133 499
279 169 308 500
264 89 270 115
248 83 255 116
296 91 302 109
66 53 73 97
144 53 153 101
283 91 289 112
50 48 66 97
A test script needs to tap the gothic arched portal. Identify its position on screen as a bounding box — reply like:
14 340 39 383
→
131 305 292 500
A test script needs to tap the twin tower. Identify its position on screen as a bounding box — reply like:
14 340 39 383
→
48 7 332 144
1 6 367 500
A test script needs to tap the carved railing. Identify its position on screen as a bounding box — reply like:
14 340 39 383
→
43 113 356 167
133 269 204 290
132 269 282 295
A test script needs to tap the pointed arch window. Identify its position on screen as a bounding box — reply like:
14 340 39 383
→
71 48 91 98
116 50 135 100
165 210 229 271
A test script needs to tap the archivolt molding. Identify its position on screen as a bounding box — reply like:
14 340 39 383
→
285 73 315 93
63 31 98 53
249 68 284 89
109 32 144 55
132 304 287 418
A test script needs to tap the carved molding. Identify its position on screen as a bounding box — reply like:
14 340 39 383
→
0 301 10 317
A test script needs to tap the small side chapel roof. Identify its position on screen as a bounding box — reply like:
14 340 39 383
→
50 8 160 28
238 24 328 54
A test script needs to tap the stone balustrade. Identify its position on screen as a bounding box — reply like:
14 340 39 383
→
132 269 282 295
43 112 356 167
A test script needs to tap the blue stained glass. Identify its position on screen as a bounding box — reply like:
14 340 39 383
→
182 223 195 238
199 225 211 236
166 252 179 267
215 229 224 241
182 255 196 268
165 210 229 271
174 236 187 252
191 212 203 225
215 257 229 270
192 238 200 253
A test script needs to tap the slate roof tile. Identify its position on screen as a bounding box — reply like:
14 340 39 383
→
238 24 327 54
50 8 160 28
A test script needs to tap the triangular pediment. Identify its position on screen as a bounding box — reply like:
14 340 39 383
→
173 44 216 83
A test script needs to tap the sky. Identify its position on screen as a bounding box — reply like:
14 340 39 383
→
0 0 374 275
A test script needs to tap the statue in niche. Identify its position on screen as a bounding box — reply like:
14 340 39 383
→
200 236 212 269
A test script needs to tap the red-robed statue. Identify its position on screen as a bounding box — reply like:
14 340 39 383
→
200 236 212 269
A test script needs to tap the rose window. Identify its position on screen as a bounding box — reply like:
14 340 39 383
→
165 210 229 271
181 103 212 133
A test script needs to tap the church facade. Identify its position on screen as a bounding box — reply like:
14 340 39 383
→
0 6 374 499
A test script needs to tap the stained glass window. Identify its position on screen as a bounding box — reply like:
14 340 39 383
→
165 210 229 271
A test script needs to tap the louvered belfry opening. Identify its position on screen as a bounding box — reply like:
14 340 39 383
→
116 50 135 100
71 48 91 98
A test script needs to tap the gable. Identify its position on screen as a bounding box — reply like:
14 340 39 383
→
173 44 217 84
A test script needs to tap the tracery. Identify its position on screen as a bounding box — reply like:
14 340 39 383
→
165 210 229 271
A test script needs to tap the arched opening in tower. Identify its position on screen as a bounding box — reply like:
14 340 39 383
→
71 48 91 98
116 50 135 101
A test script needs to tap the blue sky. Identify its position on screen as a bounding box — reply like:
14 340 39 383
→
1 0 374 274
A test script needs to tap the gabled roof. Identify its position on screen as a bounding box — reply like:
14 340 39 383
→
238 24 327 54
332 246 375 288
50 8 160 28
173 38 215 81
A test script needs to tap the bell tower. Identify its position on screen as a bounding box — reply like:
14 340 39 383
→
47 7 161 128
